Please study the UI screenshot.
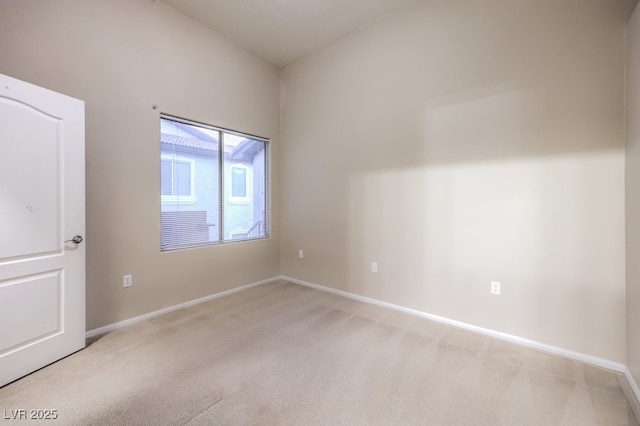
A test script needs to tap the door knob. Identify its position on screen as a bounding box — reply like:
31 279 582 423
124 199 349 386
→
65 235 83 244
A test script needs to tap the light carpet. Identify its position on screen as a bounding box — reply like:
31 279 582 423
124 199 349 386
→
0 280 638 425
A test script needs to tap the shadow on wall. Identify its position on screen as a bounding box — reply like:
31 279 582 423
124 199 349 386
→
282 81 625 359
357 88 622 355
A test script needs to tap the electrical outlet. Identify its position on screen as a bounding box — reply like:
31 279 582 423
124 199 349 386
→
371 262 378 273
299 249 304 259
123 274 132 288
491 281 500 295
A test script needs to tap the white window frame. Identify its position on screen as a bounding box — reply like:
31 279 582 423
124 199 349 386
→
161 153 196 205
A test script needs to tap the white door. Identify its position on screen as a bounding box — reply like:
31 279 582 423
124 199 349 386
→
0 73 85 387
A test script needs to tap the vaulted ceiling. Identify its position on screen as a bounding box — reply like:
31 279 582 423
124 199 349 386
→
159 0 423 66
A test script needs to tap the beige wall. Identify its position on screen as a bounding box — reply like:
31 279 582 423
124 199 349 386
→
0 0 281 330
281 0 630 362
628 1 640 387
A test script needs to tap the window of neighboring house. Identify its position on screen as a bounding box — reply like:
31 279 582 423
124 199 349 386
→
161 154 196 204
229 164 251 203
160 114 269 251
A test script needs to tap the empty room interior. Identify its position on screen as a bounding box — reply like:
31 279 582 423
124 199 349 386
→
4 0 640 424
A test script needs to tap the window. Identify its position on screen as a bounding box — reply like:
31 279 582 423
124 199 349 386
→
161 154 196 204
229 164 250 203
160 115 269 251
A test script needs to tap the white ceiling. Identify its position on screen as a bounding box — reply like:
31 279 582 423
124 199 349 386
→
159 0 423 66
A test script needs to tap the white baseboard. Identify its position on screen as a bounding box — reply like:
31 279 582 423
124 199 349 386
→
279 275 627 374
85 276 279 339
624 367 640 408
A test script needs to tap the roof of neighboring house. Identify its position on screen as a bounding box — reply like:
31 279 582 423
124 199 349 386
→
161 134 218 152
161 133 262 162
161 119 264 162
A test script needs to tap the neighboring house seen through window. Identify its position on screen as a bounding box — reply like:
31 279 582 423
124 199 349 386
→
160 115 269 251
